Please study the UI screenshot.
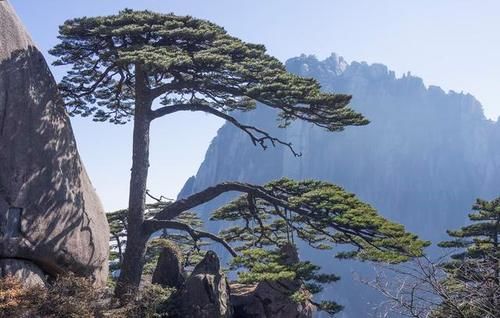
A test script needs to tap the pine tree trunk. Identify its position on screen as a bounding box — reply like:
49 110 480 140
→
115 66 152 300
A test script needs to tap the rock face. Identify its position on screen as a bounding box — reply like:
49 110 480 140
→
169 251 232 318
0 1 109 286
152 242 185 289
179 54 500 316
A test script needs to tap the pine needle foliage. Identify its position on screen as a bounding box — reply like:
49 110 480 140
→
439 197 500 266
213 178 428 263
231 246 342 316
213 178 428 316
50 9 367 130
432 197 500 318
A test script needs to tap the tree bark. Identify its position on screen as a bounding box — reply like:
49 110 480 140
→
115 65 153 300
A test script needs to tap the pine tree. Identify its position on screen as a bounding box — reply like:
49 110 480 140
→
434 197 500 317
212 178 429 315
439 198 500 271
50 9 424 301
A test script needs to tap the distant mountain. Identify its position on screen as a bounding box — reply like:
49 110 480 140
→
178 54 500 317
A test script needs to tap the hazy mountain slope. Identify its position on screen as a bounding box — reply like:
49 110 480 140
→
178 54 500 317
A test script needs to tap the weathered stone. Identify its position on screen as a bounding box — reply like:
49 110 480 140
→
0 1 109 286
280 242 300 265
169 251 232 318
152 242 185 289
0 258 47 287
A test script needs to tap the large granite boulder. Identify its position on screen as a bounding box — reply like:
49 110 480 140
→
0 1 109 286
168 251 232 318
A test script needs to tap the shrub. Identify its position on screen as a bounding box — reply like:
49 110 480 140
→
0 275 44 317
118 283 174 318
0 273 104 318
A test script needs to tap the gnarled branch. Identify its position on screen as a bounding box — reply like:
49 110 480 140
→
154 181 380 247
151 103 301 156
155 182 281 220
143 219 237 257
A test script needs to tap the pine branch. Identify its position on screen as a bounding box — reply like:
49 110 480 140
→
142 219 237 256
151 103 301 156
155 182 291 220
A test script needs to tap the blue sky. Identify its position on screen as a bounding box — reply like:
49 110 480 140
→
10 0 500 210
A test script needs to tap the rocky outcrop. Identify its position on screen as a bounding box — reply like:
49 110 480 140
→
230 244 315 318
179 53 500 316
168 251 232 318
161 245 315 318
231 282 315 318
0 1 109 286
152 242 185 289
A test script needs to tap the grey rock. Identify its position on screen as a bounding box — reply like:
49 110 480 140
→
169 251 232 318
0 258 47 287
152 242 185 289
280 242 299 265
0 1 109 286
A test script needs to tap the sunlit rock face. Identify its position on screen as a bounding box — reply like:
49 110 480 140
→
0 1 109 286
179 53 500 316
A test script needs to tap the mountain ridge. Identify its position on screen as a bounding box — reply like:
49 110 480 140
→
291 53 493 120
